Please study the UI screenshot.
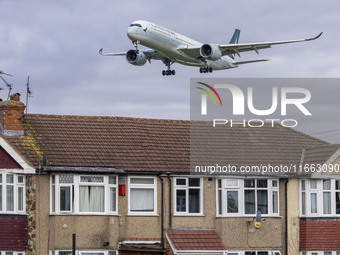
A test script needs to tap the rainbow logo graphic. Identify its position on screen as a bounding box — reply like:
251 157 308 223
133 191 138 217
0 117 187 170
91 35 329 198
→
196 82 222 115
196 82 223 106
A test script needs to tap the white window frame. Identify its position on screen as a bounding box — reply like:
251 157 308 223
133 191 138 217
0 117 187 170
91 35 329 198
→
79 251 117 255
300 252 340 255
50 251 72 255
173 177 203 216
0 172 26 214
300 179 340 217
50 174 118 215
217 178 280 217
127 176 157 216
226 251 279 255
49 251 117 255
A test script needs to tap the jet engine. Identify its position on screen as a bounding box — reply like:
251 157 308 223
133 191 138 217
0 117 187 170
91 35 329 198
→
126 50 147 66
200 44 222 60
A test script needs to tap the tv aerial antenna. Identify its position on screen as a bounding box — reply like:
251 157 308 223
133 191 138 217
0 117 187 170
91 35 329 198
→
26 76 33 114
0 70 12 76
0 70 12 97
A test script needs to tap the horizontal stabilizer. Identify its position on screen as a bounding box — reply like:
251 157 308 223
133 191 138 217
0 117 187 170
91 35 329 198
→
234 59 269 65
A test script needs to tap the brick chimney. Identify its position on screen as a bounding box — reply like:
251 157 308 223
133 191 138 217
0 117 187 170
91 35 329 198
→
0 93 26 136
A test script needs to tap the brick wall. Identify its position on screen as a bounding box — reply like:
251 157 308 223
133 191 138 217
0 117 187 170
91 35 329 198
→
0 101 26 132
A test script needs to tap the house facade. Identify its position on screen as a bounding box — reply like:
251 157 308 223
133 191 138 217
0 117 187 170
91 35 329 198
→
0 96 339 255
0 98 35 255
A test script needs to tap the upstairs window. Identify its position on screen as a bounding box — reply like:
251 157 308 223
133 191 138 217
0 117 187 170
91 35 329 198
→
51 175 117 215
0 172 25 214
300 179 340 217
174 177 203 215
217 179 279 217
128 177 157 215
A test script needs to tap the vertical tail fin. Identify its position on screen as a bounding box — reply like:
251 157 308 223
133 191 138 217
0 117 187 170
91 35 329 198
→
228 29 241 59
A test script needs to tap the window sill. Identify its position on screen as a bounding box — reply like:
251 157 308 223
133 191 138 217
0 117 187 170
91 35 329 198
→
216 215 282 218
0 212 27 215
300 215 340 218
49 213 120 216
173 213 205 217
126 213 159 217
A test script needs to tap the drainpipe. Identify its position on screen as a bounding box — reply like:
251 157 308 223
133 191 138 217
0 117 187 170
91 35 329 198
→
158 175 165 252
285 179 289 255
72 233 76 255
167 173 172 228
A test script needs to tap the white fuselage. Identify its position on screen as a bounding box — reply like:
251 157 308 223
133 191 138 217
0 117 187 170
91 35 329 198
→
126 20 236 70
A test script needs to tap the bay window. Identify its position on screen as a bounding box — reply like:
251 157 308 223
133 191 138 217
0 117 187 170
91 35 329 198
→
300 179 340 217
51 175 117 214
174 177 203 215
0 172 25 214
128 177 157 215
217 178 279 216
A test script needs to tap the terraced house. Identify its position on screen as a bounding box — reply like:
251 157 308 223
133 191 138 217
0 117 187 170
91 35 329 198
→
0 95 339 255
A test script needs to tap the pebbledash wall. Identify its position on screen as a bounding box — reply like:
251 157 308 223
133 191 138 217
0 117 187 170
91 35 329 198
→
32 176 287 253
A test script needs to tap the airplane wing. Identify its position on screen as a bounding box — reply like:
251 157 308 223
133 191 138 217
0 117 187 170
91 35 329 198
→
219 32 323 57
178 32 323 58
99 48 164 60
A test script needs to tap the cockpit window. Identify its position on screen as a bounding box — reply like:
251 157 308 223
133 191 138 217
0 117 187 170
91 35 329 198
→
129 23 142 28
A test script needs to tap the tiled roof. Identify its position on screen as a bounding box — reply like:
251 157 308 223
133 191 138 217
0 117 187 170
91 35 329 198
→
5 114 329 173
6 114 189 172
303 144 340 166
166 229 225 251
190 121 328 171
300 220 340 250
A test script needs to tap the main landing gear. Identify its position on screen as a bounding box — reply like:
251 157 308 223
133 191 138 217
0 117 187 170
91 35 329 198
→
199 67 213 73
162 60 175 76
162 69 176 76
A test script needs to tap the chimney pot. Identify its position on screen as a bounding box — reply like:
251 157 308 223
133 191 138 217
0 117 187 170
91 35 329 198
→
10 93 21 101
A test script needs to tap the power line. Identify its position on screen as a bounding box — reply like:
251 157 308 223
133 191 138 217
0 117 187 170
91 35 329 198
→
319 133 340 139
310 128 340 136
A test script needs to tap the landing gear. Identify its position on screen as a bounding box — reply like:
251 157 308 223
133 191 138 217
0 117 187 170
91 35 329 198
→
199 67 213 73
133 40 140 53
162 59 175 76
162 70 176 76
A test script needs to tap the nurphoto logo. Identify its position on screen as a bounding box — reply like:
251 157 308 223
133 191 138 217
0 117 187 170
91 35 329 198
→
195 80 312 128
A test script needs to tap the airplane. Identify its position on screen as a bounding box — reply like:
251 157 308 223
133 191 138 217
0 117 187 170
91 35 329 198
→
99 20 322 76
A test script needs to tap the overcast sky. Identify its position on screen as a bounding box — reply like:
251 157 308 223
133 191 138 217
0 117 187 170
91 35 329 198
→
0 0 340 142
